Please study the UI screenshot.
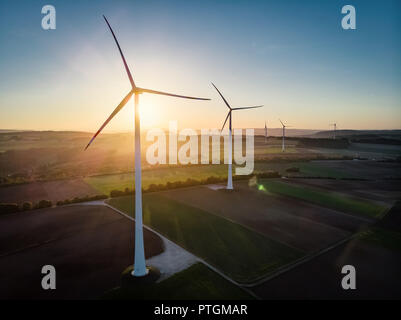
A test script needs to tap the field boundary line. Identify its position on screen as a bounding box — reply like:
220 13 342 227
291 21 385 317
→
242 232 362 288
101 201 261 300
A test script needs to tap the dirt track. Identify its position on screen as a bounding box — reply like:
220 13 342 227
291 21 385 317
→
0 205 163 299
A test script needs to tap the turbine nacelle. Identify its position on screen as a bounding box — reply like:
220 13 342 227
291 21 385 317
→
212 83 263 131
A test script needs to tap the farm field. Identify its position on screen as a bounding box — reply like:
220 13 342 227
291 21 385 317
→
251 225 401 299
84 159 366 195
258 161 355 178
302 160 401 180
0 203 256 300
0 179 98 204
2 158 399 206
160 181 370 252
0 205 163 299
0 160 331 204
254 145 298 155
107 194 302 284
258 180 388 219
85 164 229 195
282 178 401 205
310 143 401 160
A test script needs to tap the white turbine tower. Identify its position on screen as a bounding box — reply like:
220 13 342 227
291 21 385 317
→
85 16 210 277
280 119 291 152
212 83 263 190
264 121 268 143
330 123 337 140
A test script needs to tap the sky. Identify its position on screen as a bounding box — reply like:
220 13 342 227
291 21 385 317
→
0 0 400 132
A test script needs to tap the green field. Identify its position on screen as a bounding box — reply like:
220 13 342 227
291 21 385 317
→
255 146 298 155
102 263 253 300
85 161 350 195
107 193 302 283
358 227 401 252
258 161 354 179
258 180 387 219
86 165 228 194
85 163 272 194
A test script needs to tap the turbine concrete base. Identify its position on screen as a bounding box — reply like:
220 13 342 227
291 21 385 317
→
121 265 161 288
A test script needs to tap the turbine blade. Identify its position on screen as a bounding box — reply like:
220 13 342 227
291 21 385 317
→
279 119 284 126
103 15 136 89
221 111 231 131
139 88 210 100
85 90 134 150
211 83 231 109
232 105 263 110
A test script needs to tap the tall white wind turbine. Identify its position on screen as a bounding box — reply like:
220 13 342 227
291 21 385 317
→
85 16 210 277
212 83 263 190
280 119 291 152
330 123 337 140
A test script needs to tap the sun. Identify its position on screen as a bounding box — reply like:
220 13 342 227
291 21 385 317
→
138 97 165 130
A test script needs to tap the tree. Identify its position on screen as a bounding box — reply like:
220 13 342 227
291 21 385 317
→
22 202 32 211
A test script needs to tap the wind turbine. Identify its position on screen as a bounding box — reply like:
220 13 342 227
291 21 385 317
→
264 121 268 143
279 119 291 152
85 16 210 277
330 123 337 140
212 83 263 190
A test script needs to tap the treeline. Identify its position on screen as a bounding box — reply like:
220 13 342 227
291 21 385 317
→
1 171 281 215
56 194 108 206
0 200 52 215
0 194 108 215
109 171 281 198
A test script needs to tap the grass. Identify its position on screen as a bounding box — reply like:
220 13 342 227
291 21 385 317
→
254 161 354 179
258 180 387 219
85 160 346 195
86 165 229 194
102 263 254 300
255 146 298 155
85 162 278 195
358 227 401 252
107 193 302 284
297 162 354 178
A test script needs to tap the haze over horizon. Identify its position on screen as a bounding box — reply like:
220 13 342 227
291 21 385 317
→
1 0 400 132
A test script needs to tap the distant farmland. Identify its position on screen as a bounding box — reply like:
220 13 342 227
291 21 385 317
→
84 160 361 195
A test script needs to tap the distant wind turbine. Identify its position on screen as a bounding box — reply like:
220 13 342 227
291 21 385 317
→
264 121 268 143
279 119 291 152
330 123 337 140
212 83 263 190
85 15 210 277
